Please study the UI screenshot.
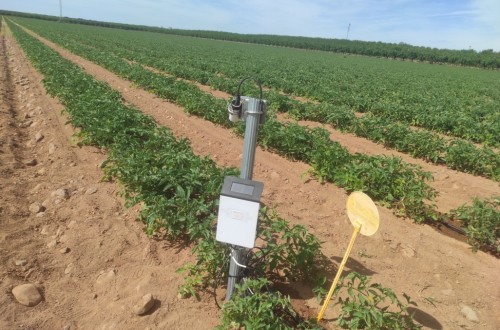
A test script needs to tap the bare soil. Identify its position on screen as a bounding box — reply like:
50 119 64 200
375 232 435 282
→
1 24 499 330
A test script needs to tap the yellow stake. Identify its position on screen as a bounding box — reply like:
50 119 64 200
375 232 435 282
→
317 192 380 323
317 223 361 322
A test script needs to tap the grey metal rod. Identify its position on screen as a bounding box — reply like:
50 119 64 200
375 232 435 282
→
226 97 261 301
240 98 261 181
226 247 245 301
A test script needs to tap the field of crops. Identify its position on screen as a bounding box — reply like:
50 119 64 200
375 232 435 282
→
13 16 499 239
12 18 500 181
3 16 499 329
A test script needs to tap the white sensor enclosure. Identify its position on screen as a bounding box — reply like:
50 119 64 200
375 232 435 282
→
228 102 241 122
217 196 259 248
216 176 264 249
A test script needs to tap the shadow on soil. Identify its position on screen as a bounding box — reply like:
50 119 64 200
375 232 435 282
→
408 307 443 330
330 255 376 276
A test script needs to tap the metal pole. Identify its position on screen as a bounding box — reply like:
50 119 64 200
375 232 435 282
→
240 97 261 180
226 97 262 301
59 0 62 22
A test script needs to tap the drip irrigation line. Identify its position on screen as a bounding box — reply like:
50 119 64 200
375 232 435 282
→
439 220 466 235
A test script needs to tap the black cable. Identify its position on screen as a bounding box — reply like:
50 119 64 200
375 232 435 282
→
213 273 223 310
235 76 264 102
440 220 466 235
213 251 231 310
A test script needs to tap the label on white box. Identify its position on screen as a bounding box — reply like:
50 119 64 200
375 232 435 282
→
216 195 259 248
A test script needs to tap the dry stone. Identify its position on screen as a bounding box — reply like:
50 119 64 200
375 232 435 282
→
86 187 98 195
40 226 49 235
460 304 479 323
29 202 45 214
19 120 33 128
96 270 116 286
48 143 56 154
65 263 75 275
47 240 58 248
133 293 155 315
401 245 416 258
34 132 44 142
53 188 70 200
25 159 37 166
12 284 42 307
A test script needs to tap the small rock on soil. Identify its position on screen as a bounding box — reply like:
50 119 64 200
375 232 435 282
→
12 284 42 307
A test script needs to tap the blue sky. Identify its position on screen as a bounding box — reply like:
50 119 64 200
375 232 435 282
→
2 0 499 51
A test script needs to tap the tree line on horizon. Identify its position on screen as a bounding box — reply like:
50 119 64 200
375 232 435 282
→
2 9 499 69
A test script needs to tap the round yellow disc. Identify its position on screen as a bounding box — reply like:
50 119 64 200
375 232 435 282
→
346 191 380 236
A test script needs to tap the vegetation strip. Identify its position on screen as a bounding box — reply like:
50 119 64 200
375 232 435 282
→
58 32 500 180
13 17 499 252
15 17 499 180
25 18 500 148
15 19 437 219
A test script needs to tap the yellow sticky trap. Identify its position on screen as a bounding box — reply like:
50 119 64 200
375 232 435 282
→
347 191 379 236
317 191 380 322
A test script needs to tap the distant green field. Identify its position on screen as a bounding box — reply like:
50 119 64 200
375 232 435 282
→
14 17 500 146
11 17 500 182
3 9 499 69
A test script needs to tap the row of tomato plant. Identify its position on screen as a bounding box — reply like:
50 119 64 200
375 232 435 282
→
7 20 321 329
19 18 439 224
284 102 499 181
451 197 499 254
30 20 498 181
9 20 426 329
25 19 499 148
15 17 499 252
